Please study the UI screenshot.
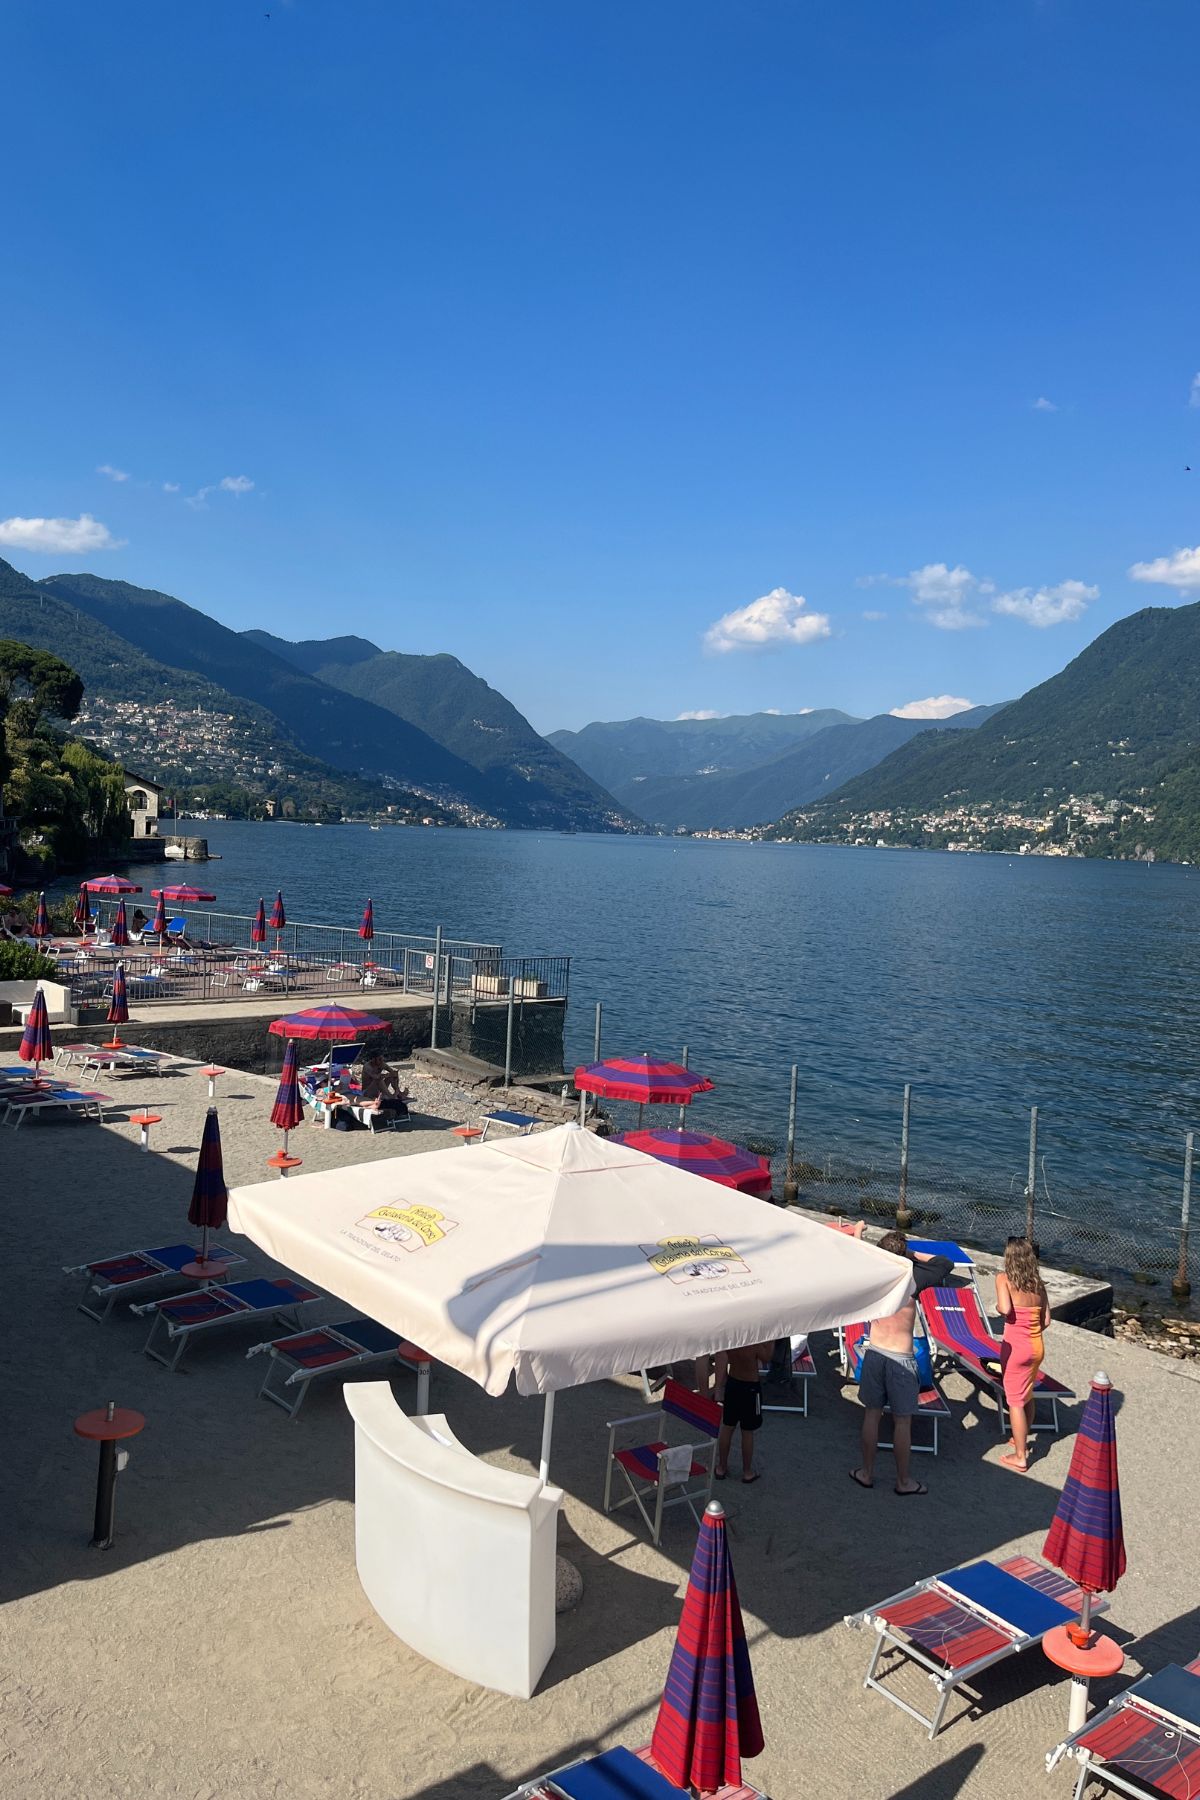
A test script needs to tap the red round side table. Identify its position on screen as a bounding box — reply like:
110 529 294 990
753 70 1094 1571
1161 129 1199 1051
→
1044 1623 1125 1731
74 1403 145 1549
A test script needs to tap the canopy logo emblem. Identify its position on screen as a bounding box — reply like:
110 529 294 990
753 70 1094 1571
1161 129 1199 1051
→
641 1235 749 1284
359 1203 457 1251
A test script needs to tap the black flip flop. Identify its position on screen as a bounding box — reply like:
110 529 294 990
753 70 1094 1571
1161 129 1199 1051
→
894 1482 929 1497
848 1469 874 1490
742 1471 762 1485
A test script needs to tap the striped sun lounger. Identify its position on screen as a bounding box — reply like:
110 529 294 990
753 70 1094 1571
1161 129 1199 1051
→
67 1241 244 1322
246 1318 432 1419
919 1284 1074 1434
4 1085 111 1128
846 1554 1101 1738
841 1320 951 1454
504 1744 769 1799
1047 1656 1200 1799
759 1337 818 1416
133 1277 322 1373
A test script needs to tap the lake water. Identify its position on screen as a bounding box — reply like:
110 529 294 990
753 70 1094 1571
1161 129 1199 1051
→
90 824 1200 1260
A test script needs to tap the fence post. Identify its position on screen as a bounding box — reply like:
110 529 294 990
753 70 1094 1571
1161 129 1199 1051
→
783 1064 798 1206
593 1001 602 1064
896 1083 913 1228
679 1045 689 1128
1025 1106 1039 1241
429 925 443 1052
504 982 515 1091
1174 1130 1194 1301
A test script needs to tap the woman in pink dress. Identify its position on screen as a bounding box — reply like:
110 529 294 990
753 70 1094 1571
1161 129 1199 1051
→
995 1236 1049 1472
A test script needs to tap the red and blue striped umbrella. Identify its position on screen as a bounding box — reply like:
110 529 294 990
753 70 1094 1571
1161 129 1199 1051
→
73 888 93 932
574 1055 715 1106
616 1127 772 1195
1043 1371 1126 1636
650 1499 764 1793
109 899 130 947
270 1039 304 1151
251 897 267 945
359 898 374 943
32 891 52 938
152 884 217 904
267 1003 388 1041
18 986 54 1082
83 874 142 894
106 963 129 1043
188 1107 229 1266
269 890 286 930
150 891 167 937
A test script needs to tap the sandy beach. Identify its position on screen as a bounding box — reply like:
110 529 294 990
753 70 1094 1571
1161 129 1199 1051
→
3 1054 1199 1800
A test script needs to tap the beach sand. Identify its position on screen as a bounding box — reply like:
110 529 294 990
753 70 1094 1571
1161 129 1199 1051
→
3 1055 1199 1799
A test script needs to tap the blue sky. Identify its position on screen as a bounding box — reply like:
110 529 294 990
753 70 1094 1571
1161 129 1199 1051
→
2 1 1197 732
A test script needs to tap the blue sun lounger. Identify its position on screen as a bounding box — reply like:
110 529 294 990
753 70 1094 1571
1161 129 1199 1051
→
246 1318 432 1419
66 1241 244 1322
133 1277 322 1372
506 1745 769 1799
1047 1655 1200 1799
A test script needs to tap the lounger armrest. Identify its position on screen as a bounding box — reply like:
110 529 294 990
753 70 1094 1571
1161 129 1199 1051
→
606 1409 662 1432
245 1341 274 1360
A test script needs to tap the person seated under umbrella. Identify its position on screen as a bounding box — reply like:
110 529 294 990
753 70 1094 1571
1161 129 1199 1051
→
359 1049 410 1118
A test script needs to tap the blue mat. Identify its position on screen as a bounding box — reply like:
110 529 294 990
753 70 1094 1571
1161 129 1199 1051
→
548 1746 682 1800
907 1238 973 1264
940 1562 1073 1636
1136 1665 1200 1732
336 1317 401 1355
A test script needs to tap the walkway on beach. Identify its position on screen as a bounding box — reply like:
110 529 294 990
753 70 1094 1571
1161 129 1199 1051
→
5 1062 1199 1799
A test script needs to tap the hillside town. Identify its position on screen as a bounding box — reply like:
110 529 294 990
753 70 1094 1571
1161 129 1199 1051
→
763 793 1163 858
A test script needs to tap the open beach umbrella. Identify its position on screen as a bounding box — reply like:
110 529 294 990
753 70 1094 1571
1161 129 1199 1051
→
106 963 129 1048
149 891 167 938
270 1039 304 1160
650 1499 764 1793
267 1003 389 1041
228 1123 915 1478
616 1127 773 1196
188 1107 229 1272
83 874 142 894
73 888 93 932
18 986 53 1084
1043 1370 1126 1644
152 884 217 904
0 882 11 896
109 899 130 947
251 897 267 946
31 891 52 939
359 898 374 943
269 890 286 949
576 1053 715 1128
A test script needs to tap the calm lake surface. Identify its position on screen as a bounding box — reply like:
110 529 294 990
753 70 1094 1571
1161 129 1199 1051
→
100 825 1200 1245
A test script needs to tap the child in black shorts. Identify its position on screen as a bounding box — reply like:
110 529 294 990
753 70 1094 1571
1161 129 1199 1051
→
715 1342 772 1484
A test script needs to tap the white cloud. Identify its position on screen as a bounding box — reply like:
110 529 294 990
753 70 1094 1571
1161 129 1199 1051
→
96 463 129 482
862 609 887 622
219 474 254 495
903 562 990 630
703 586 832 654
162 481 180 493
0 513 124 555
1189 372 1200 408
991 579 1098 627
676 710 725 721
1032 396 1058 412
1129 545 1200 594
890 695 976 720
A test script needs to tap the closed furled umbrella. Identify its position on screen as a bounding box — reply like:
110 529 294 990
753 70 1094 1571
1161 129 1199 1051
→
109 899 130 947
1044 1371 1126 1640
359 898 374 943
18 986 54 1084
650 1500 764 1793
149 891 167 938
188 1107 229 1274
267 1003 388 1041
269 890 286 950
74 888 93 932
106 963 129 1049
251 897 267 946
616 1127 773 1196
82 874 142 894
270 1040 304 1167
32 892 52 939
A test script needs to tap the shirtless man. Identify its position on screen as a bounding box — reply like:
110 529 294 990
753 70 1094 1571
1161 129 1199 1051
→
715 1341 773 1485
850 1232 954 1497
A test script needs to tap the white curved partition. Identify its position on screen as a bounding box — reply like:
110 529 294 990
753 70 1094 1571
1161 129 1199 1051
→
344 1382 563 1699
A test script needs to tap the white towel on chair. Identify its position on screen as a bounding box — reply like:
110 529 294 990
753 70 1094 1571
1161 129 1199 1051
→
660 1443 693 1488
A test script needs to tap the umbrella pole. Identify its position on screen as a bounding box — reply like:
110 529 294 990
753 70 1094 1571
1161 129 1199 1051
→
538 1390 556 1484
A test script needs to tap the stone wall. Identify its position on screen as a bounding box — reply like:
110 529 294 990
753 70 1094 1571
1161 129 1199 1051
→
447 998 566 1079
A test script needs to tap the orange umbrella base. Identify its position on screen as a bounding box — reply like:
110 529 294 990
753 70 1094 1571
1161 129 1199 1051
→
268 1151 303 1171
1043 1624 1125 1677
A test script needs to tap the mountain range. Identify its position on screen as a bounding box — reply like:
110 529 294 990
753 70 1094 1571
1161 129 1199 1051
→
0 560 635 831
767 600 1200 862
552 704 1005 830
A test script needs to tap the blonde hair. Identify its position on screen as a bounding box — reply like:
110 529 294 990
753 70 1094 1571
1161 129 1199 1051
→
1004 1237 1042 1294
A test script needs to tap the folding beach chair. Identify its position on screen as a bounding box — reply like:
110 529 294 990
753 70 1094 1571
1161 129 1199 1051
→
603 1378 722 1545
247 1319 432 1419
919 1285 1074 1434
760 1336 817 1417
67 1240 244 1322
1047 1656 1200 1800
504 1743 770 1799
905 1237 989 1314
479 1109 540 1141
134 1277 322 1372
840 1320 951 1454
301 1042 364 1081
846 1554 1103 1738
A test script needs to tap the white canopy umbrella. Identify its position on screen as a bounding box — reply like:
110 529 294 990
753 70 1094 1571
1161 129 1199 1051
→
228 1122 913 1476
